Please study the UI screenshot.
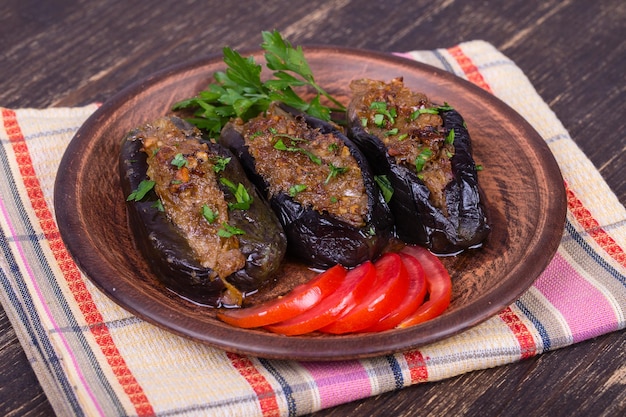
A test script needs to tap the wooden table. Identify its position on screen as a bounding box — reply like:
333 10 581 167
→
1 1 624 415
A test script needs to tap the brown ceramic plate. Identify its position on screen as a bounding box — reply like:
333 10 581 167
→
54 47 566 361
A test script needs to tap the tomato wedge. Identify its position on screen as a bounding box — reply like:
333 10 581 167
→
397 245 452 328
320 253 409 334
216 264 346 328
265 261 376 336
362 253 427 332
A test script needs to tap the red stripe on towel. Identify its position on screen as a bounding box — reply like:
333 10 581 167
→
447 45 493 93
226 352 280 416
2 108 156 417
565 182 626 268
499 307 537 359
403 350 429 383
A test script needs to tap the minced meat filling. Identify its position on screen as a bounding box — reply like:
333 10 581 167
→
139 118 245 279
243 108 368 228
350 77 455 212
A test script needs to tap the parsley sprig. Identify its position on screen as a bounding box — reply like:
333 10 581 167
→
219 178 254 210
172 30 345 138
410 103 454 120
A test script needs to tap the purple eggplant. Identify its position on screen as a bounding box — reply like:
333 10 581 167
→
119 117 286 307
219 104 394 269
346 78 489 255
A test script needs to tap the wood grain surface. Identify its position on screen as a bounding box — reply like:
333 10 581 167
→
1 0 624 416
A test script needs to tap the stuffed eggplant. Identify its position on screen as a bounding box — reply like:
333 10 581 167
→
219 104 394 269
347 78 489 255
119 116 287 307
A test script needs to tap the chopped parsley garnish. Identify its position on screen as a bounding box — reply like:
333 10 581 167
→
325 163 349 184
219 178 253 210
410 103 454 120
213 156 231 173
152 200 164 212
374 175 394 203
445 129 455 145
218 223 246 238
201 205 219 223
273 138 322 165
127 180 155 201
415 148 433 173
171 153 188 169
370 101 396 126
289 184 307 197
249 130 264 140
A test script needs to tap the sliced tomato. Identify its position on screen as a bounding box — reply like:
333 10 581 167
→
362 253 427 332
265 261 376 336
216 264 346 328
320 253 409 334
397 245 452 328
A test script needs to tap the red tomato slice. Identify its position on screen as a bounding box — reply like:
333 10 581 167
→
216 264 346 328
362 253 427 332
265 261 376 336
397 245 452 328
320 253 409 334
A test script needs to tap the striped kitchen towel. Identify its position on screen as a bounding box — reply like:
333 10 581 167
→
0 41 624 417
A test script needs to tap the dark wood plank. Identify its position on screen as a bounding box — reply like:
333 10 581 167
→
0 311 55 416
0 0 624 416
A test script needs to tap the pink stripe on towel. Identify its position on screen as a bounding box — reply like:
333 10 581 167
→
534 252 618 342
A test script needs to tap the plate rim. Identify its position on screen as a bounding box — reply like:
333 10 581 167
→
54 46 566 360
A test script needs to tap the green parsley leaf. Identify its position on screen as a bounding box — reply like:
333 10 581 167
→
219 178 253 210
369 101 388 111
201 205 219 223
325 163 349 184
289 184 307 197
370 101 396 126
374 175 394 203
218 223 246 238
213 156 231 173
273 138 322 165
249 130 264 140
415 148 433 173
410 103 454 120
127 180 155 201
171 153 188 169
445 129 455 145
173 31 345 138
152 200 164 212
262 30 345 112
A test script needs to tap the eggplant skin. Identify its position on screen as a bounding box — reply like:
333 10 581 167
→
219 108 395 269
119 117 287 307
348 108 490 255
